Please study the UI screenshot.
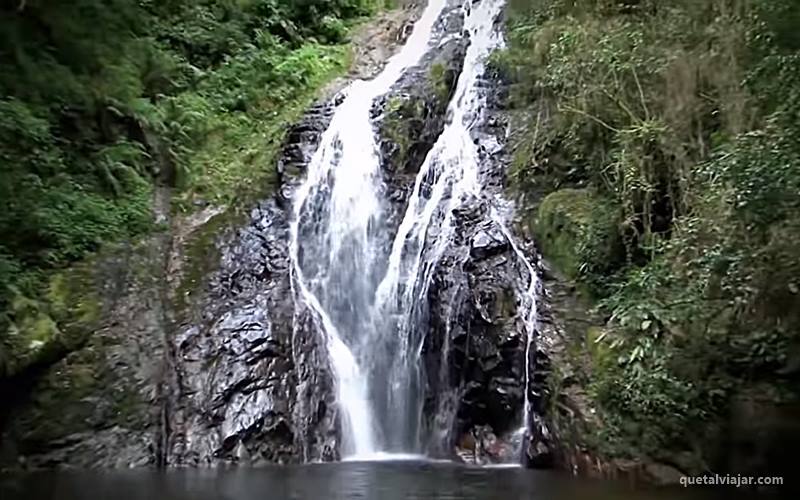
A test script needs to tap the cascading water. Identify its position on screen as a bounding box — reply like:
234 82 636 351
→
493 207 541 452
371 0 507 453
289 0 450 458
289 0 541 461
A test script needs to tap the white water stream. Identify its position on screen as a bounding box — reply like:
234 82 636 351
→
289 0 537 461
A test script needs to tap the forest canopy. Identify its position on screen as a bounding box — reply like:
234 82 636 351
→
500 0 800 463
0 0 385 374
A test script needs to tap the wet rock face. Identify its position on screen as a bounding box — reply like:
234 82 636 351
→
166 203 294 465
277 102 338 206
374 6 467 241
470 225 510 260
290 310 340 462
168 181 338 463
375 36 467 178
411 53 553 466
278 102 338 177
522 413 553 468
422 200 529 461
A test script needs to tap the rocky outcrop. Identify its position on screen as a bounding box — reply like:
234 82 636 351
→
277 102 338 194
381 47 554 465
0 0 554 471
375 35 467 178
166 200 340 465
0 236 169 468
373 3 468 244
422 204 528 459
170 204 291 464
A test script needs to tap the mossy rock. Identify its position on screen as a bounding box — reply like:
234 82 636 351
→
495 285 518 322
534 188 623 280
380 96 422 174
172 208 241 321
2 263 102 377
379 85 445 176
8 335 147 456
378 44 463 176
429 62 455 103
2 249 150 457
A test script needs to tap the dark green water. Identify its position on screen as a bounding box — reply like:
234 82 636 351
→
0 461 764 500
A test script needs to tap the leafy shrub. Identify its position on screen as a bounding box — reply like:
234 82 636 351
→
535 189 623 284
503 0 800 460
0 0 383 368
591 343 703 454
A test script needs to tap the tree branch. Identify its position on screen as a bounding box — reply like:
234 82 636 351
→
560 104 620 133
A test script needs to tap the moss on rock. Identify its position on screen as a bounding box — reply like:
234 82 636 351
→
7 332 149 459
2 263 103 378
47 265 102 345
534 188 623 282
429 62 453 103
380 96 419 175
2 237 164 466
173 208 243 322
378 39 465 176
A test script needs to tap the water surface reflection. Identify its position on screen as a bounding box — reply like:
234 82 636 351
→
0 461 764 500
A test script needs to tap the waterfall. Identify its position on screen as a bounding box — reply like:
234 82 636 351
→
289 0 450 458
371 0 508 453
289 0 540 461
493 209 540 445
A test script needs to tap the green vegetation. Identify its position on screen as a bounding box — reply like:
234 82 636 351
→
0 0 388 376
535 188 622 282
501 0 800 465
379 61 458 175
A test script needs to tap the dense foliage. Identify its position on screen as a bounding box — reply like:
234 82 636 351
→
501 0 800 462
0 0 386 374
